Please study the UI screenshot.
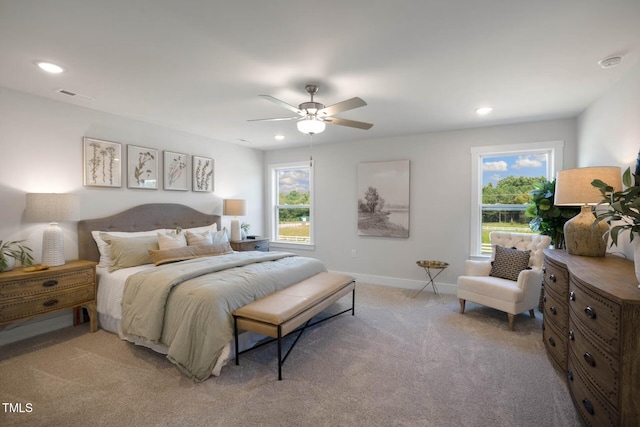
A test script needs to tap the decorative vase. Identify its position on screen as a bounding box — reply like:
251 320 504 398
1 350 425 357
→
633 236 640 288
2 257 16 272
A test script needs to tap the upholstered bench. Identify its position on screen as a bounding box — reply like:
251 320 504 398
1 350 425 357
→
232 272 355 380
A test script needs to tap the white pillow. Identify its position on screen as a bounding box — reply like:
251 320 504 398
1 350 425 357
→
166 223 218 236
157 232 187 250
91 229 162 268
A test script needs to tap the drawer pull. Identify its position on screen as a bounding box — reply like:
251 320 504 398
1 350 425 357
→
42 279 59 287
543 296 547 303
549 274 556 282
548 336 556 347
567 369 573 381
582 398 595 415
42 298 59 307
584 306 597 319
254 245 261 250
569 291 575 301
569 330 574 341
583 352 596 367
550 306 557 315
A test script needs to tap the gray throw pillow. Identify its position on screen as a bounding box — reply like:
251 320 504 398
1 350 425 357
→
489 245 531 281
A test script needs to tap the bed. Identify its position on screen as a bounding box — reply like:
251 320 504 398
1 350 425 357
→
77 203 326 381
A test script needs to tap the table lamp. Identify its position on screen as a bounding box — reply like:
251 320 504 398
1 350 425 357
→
554 166 622 257
223 199 246 241
26 193 79 266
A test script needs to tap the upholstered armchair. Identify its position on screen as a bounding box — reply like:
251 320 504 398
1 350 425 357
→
457 232 551 330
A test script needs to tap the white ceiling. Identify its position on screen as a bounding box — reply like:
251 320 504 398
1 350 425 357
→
1 1 639 150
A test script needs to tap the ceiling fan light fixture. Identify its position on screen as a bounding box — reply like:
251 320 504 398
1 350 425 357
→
297 117 326 135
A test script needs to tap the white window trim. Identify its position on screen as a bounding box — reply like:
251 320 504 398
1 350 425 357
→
267 161 315 250
470 140 564 257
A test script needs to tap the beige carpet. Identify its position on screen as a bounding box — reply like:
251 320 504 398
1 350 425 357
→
0 283 581 427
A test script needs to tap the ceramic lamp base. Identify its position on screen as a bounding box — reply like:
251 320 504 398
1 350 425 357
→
230 217 241 241
564 206 608 257
41 222 65 266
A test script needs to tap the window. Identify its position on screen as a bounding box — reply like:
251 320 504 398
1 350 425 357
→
268 162 314 247
470 141 563 256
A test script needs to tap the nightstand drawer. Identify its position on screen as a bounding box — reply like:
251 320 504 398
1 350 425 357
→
231 239 269 252
0 268 94 299
0 285 95 322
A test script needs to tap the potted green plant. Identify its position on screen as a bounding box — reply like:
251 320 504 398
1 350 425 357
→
525 178 580 248
0 240 35 272
592 167 640 288
240 222 251 239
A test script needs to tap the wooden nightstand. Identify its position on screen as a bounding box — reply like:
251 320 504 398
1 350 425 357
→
230 238 269 252
0 259 97 333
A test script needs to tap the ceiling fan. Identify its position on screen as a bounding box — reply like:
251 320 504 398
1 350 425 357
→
248 84 373 135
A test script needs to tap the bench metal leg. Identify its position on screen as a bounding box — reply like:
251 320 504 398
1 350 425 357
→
277 326 282 380
234 315 239 365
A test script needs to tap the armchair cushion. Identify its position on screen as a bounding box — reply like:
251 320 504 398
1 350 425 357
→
489 245 530 281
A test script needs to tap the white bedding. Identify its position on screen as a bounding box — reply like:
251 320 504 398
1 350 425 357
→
95 258 298 377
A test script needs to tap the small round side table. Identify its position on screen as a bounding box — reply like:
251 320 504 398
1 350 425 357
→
414 260 448 298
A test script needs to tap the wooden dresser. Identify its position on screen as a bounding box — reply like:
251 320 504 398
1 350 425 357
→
543 249 640 426
0 260 97 333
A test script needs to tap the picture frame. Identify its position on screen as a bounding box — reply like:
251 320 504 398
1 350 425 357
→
357 160 410 238
163 151 189 191
192 155 214 192
127 145 158 189
83 137 122 187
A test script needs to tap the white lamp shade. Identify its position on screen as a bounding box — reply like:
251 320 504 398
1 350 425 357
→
26 193 79 222
297 118 326 135
554 167 622 206
223 199 246 216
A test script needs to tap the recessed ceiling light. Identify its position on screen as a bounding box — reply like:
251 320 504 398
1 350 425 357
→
598 55 623 69
475 106 493 115
36 61 65 74
274 135 285 141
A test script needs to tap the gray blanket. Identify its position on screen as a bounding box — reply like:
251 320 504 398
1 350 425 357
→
120 251 326 381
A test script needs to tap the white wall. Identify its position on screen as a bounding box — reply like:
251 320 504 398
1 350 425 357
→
264 118 577 290
0 87 265 260
577 62 640 259
0 87 264 343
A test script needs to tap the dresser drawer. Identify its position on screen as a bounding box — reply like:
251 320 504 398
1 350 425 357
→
544 257 569 299
0 285 95 322
569 278 621 353
569 317 619 408
543 285 568 328
0 268 94 299
568 352 618 427
542 318 567 369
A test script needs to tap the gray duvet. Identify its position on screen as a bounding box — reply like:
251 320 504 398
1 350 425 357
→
120 251 326 381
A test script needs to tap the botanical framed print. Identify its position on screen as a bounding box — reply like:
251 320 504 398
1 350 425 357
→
163 151 189 191
357 159 410 238
192 155 214 192
83 137 122 187
127 145 158 189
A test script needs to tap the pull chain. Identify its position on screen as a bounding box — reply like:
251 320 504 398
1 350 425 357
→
309 133 314 167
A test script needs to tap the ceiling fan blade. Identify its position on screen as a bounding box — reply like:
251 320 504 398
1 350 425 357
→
323 116 373 130
247 116 298 122
318 97 367 117
259 95 304 115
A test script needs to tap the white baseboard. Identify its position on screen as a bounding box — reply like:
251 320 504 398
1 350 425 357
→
329 270 457 295
0 310 74 346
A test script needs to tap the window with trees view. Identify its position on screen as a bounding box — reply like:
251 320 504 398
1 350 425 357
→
470 141 563 256
269 162 313 245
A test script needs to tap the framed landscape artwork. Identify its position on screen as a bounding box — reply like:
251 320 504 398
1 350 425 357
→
357 160 410 238
83 137 122 187
164 151 189 191
192 155 214 192
127 145 158 189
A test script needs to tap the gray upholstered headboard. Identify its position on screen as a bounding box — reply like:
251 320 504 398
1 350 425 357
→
77 203 221 263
